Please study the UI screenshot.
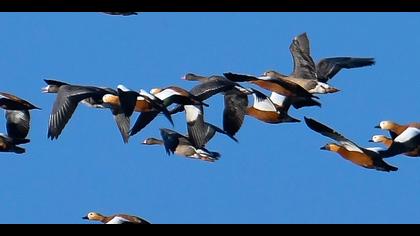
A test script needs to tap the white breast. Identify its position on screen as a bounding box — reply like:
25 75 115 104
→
256 75 273 80
117 84 131 92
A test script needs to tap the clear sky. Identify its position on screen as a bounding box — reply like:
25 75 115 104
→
0 12 418 224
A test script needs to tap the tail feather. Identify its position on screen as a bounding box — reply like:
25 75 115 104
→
12 146 26 154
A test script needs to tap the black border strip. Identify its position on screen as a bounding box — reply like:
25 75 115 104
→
1 0 420 12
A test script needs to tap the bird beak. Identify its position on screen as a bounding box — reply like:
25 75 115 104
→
327 87 340 93
374 125 381 129
368 139 374 142
181 76 187 80
82 216 89 220
320 146 327 150
41 86 49 93
141 140 147 145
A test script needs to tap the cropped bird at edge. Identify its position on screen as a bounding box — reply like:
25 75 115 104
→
102 12 139 16
0 92 40 140
83 212 150 224
375 120 420 158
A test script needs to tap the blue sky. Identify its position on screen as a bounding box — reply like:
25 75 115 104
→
0 12 418 224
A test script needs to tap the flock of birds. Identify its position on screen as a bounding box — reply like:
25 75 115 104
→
1 13 418 224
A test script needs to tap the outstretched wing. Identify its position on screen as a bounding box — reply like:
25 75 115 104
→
316 57 375 83
48 86 98 140
304 117 363 153
289 33 317 80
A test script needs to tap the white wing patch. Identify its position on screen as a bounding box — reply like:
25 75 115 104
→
154 89 181 100
252 93 276 112
394 127 420 143
106 216 130 224
184 105 202 122
139 89 156 100
256 76 273 80
269 92 286 107
117 84 131 92
339 140 364 153
235 86 253 94
365 147 385 153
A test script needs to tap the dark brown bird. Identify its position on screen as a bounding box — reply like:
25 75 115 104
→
287 32 375 84
42 80 131 143
182 73 252 137
0 134 30 154
142 128 221 162
0 92 40 139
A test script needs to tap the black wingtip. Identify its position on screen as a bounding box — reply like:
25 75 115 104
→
290 117 301 123
389 166 398 172
13 146 26 154
304 117 314 128
304 116 326 133
165 111 175 127
229 134 239 143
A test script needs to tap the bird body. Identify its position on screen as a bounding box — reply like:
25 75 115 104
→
305 117 397 172
83 212 150 224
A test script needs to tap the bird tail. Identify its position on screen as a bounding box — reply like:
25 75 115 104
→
12 146 26 154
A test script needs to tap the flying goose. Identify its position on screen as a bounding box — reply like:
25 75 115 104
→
223 72 320 109
142 128 221 162
0 133 30 154
182 73 252 137
287 32 375 84
42 80 131 142
0 92 40 139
